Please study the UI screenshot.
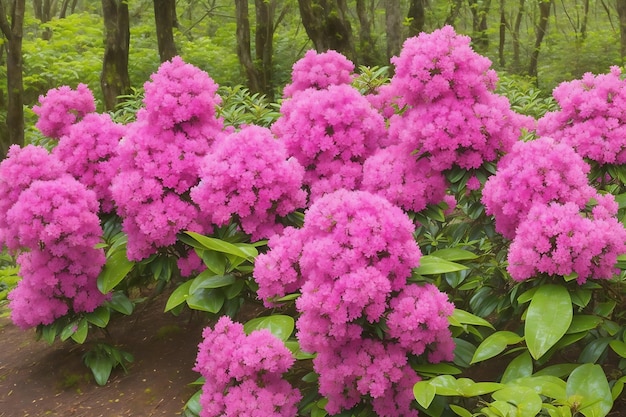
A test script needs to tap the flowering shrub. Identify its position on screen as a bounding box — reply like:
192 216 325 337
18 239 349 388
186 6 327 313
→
537 66 626 165
282 49 355 98
482 136 598 239
194 316 301 417
32 83 96 139
110 56 224 260
52 113 126 213
272 84 386 201
190 125 306 240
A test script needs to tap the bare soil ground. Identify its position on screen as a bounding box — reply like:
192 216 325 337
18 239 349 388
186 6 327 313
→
0 293 208 417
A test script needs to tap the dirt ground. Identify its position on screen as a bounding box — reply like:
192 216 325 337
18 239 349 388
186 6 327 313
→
0 294 209 417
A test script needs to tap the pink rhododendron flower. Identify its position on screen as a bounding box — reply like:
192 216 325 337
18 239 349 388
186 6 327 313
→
482 137 597 239
282 49 355 98
388 93 527 171
191 125 306 240
389 25 497 106
32 83 96 138
507 202 626 283
537 66 626 165
361 143 448 212
272 84 386 201
53 113 126 213
0 145 66 248
194 316 301 417
111 58 223 260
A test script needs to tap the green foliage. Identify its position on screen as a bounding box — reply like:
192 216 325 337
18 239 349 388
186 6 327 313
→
0 251 19 314
217 85 282 128
83 342 134 386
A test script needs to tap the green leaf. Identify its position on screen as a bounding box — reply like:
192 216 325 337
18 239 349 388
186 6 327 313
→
610 340 626 358
492 386 543 417
86 307 110 328
413 381 436 408
84 353 113 386
471 331 523 364
190 272 236 293
414 255 469 275
566 315 602 334
60 320 80 342
186 289 224 313
182 231 256 259
566 364 613 417
106 291 134 315
97 249 135 293
413 363 462 376
164 280 193 312
199 250 227 275
460 382 505 396
449 404 473 417
71 319 89 344
501 351 533 383
578 337 611 363
244 315 295 342
184 389 202 415
429 248 478 261
611 376 626 400
515 376 567 401
449 308 494 329
525 284 572 360
534 363 579 378
428 375 461 396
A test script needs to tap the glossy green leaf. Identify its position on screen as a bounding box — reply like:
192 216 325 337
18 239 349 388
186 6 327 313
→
60 320 80 341
452 338 477 368
164 280 193 312
414 255 469 275
86 306 110 328
183 231 255 259
566 315 602 334
492 386 542 417
501 351 533 383
84 354 113 386
244 315 295 341
71 318 89 344
566 364 612 417
449 404 472 417
514 376 566 401
97 248 135 293
429 248 478 261
611 376 626 400
525 284 572 360
449 308 494 329
413 381 436 408
459 382 504 396
199 250 227 275
610 340 626 358
106 291 134 315
190 272 235 293
428 375 461 396
413 363 462 376
534 363 579 378
186 288 224 313
471 331 523 364
578 337 611 363
184 389 202 415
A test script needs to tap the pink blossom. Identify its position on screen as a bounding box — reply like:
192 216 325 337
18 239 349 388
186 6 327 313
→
537 67 626 164
282 49 355 98
32 83 96 138
272 84 386 201
507 202 626 283
191 125 306 240
53 113 125 212
482 137 597 239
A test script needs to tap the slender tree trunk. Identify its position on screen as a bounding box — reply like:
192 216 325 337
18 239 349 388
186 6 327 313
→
580 0 589 39
0 0 26 157
298 0 356 63
468 0 490 51
407 0 425 37
512 0 525 72
356 0 376 65
235 0 262 93
59 0 70 17
33 0 42 19
529 0 552 79
617 0 626 61
101 0 131 110
154 0 178 62
499 0 506 67
255 0 274 99
445 0 463 25
385 0 402 60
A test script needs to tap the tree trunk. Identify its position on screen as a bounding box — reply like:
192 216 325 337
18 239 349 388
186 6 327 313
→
255 0 275 99
59 0 70 18
468 0 490 52
356 0 376 65
0 0 26 157
385 0 402 60
529 0 552 79
154 0 178 62
499 0 505 67
235 0 262 93
617 0 626 61
445 0 463 25
511 0 525 72
407 0 425 37
297 0 356 63
101 0 131 111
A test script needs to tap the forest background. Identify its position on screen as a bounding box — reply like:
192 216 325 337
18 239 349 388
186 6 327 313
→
1 0 626 158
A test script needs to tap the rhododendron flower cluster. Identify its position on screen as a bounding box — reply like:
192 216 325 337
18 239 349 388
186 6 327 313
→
482 137 598 239
272 84 386 201
53 113 126 213
537 66 626 165
194 316 301 417
191 125 306 240
32 83 96 138
2 172 106 329
254 190 455 415
111 57 224 260
507 202 626 284
282 49 355 98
